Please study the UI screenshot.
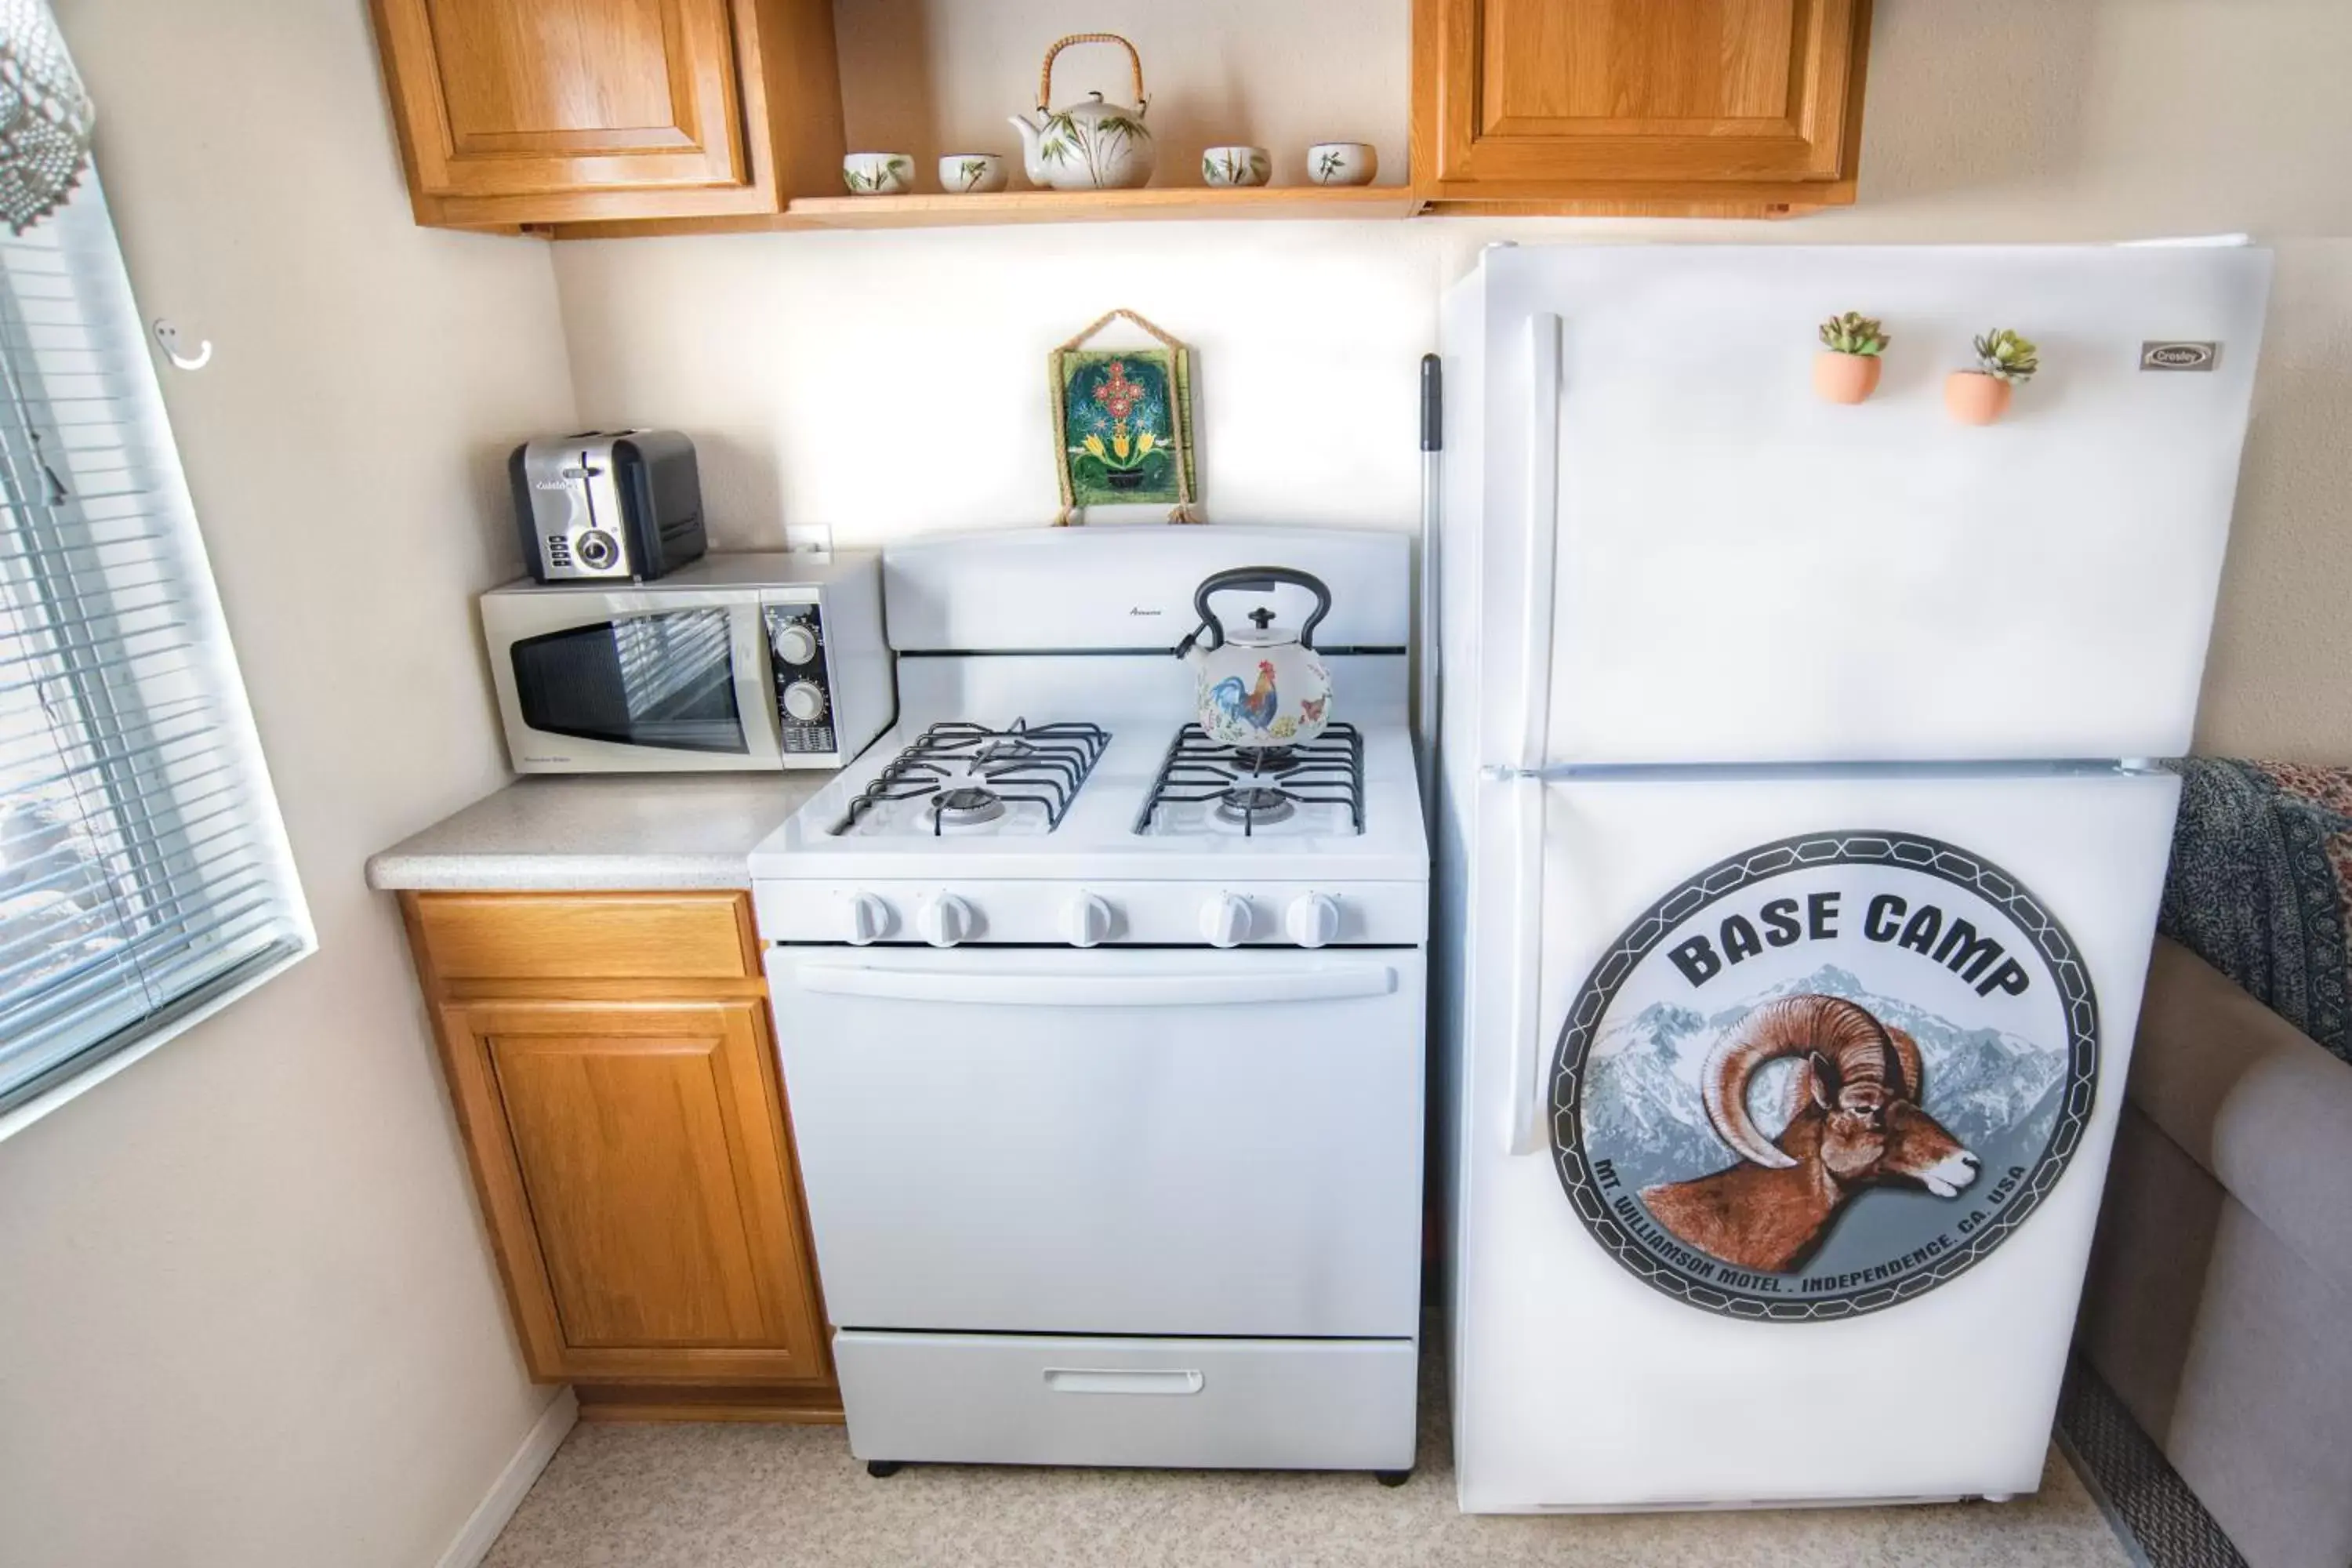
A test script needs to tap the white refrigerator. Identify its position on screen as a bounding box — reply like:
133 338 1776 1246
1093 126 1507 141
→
1431 242 2270 1512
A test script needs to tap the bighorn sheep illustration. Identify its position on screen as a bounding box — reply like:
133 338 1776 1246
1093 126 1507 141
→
1641 994 1980 1274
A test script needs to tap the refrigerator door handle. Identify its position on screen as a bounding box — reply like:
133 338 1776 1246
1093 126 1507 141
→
1497 313 1563 1157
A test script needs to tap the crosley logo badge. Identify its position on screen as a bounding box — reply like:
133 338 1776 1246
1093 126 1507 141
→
1550 831 2097 1321
2140 340 2218 372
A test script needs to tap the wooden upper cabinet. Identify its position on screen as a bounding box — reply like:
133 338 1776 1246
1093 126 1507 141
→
438 993 829 1384
1413 0 1871 212
368 0 844 228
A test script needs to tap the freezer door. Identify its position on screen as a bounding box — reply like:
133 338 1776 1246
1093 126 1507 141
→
1475 245 2270 763
1450 768 2177 1510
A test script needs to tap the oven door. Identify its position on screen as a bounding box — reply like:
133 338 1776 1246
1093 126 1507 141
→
767 946 1425 1340
484 590 780 772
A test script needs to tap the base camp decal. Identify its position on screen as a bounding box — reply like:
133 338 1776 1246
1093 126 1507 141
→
1551 832 2097 1321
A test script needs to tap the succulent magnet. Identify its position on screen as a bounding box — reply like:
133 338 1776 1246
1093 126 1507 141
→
1947 328 2038 425
1813 311 1889 404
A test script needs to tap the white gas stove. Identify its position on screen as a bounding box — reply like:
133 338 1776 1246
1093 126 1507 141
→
748 526 1428 1480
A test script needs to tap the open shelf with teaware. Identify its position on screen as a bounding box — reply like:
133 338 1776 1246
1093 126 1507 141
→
366 1 1871 238
786 186 1417 229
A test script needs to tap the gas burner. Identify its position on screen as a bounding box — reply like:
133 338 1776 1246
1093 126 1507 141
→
1136 724 1365 838
838 719 1109 837
1215 786 1297 827
933 786 1007 828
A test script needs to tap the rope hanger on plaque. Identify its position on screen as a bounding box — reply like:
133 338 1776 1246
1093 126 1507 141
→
1049 307 1200 526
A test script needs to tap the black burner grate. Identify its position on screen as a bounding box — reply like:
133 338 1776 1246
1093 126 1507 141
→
837 720 1109 836
1135 723 1364 837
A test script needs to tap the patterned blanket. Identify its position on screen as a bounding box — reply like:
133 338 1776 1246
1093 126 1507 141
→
2159 759 2352 1067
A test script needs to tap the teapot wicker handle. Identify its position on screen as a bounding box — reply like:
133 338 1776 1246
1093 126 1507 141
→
1037 32 1147 113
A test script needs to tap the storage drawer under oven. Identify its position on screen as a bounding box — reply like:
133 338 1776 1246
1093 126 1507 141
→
766 946 1426 1340
833 1330 1417 1471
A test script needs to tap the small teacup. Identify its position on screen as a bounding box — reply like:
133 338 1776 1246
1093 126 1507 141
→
841 152 913 196
1305 141 1377 187
1200 145 1271 188
941 153 1008 194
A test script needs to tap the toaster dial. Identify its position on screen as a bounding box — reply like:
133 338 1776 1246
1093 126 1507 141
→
575 529 620 572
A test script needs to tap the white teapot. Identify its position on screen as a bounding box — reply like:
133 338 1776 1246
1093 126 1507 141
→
1177 568 1336 751
1009 34 1156 192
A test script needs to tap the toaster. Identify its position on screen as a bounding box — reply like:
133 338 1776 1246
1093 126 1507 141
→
508 429 707 583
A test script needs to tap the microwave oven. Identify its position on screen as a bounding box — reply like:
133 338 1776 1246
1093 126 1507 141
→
480 552 892 773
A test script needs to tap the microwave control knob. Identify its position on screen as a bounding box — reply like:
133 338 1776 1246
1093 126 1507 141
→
1062 891 1114 949
772 619 820 666
781 681 828 723
918 893 973 949
1285 893 1341 949
847 893 891 946
1200 894 1252 949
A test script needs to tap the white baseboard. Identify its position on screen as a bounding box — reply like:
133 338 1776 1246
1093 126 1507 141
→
437 1387 579 1568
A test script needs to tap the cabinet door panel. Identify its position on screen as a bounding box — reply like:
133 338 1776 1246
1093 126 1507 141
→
431 0 683 145
493 1030 774 1346
1419 0 1866 196
1479 0 1798 129
377 0 747 199
442 996 827 1383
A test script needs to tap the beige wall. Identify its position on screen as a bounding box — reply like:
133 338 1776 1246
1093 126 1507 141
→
558 0 2352 758
0 4 576 1567
0 3 2345 1566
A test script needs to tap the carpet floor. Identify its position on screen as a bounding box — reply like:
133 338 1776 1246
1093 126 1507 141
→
485 1376 2131 1567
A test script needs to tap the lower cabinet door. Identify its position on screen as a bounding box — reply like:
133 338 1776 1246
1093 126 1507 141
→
439 996 826 1383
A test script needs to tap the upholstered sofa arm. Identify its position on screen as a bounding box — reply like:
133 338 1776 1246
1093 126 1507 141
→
2129 937 2352 1297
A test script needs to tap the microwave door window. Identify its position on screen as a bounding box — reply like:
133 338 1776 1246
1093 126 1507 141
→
510 609 748 753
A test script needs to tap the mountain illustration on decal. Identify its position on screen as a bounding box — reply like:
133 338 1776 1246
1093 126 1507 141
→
1577 964 2067 1189
1578 1002 1740 1179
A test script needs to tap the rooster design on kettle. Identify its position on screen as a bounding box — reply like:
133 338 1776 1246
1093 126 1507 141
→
1178 568 1335 750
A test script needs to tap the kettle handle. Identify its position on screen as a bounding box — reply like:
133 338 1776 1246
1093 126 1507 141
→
1185 567 1334 654
1038 32 1148 114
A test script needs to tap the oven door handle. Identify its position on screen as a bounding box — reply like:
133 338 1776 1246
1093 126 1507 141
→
789 963 1398 1007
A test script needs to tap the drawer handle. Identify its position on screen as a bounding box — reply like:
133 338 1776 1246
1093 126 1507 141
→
1042 1367 1206 1397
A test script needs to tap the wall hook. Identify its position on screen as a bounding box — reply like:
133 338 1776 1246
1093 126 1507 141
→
151 318 212 371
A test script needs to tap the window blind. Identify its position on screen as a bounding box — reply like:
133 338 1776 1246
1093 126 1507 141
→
0 169 310 1113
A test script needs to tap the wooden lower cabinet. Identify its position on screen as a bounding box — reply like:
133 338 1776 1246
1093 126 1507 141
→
401 891 837 1420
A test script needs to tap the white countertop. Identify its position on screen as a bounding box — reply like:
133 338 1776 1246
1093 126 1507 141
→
366 773 838 892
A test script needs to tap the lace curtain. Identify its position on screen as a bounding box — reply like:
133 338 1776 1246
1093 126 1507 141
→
0 0 92 234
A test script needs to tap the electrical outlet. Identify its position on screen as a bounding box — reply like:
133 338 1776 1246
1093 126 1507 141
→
784 523 833 554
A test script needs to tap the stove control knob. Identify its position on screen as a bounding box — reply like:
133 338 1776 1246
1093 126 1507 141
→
918 893 973 948
772 619 820 666
1285 892 1341 949
781 680 828 723
847 892 891 947
1200 893 1252 949
1062 891 1114 949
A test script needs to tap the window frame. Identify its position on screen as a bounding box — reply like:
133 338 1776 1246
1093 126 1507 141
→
0 167 313 1138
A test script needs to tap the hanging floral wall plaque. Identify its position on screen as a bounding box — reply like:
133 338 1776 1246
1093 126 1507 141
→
1050 309 1200 524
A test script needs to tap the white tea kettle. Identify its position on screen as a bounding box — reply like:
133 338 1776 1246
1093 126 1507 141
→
1176 568 1335 750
